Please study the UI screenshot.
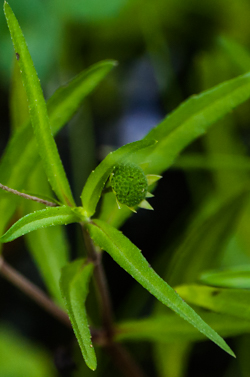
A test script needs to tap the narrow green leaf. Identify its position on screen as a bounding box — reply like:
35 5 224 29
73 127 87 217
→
60 259 96 370
86 219 234 356
100 71 250 227
219 36 250 73
200 266 250 289
0 206 80 243
0 59 115 238
4 2 75 206
81 139 156 217
176 284 250 321
115 312 250 343
47 60 117 136
143 70 250 174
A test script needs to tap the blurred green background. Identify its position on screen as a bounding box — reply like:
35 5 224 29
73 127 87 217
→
1 0 250 376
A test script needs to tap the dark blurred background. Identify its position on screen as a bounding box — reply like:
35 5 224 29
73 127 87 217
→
1 0 250 376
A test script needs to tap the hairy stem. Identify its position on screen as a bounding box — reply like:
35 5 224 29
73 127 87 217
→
0 256 70 327
0 183 57 207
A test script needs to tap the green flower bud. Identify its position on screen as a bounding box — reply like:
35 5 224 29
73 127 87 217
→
110 163 148 208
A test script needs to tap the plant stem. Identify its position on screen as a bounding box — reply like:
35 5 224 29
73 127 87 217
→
82 225 148 377
0 183 57 207
82 226 114 336
106 343 148 377
0 256 70 327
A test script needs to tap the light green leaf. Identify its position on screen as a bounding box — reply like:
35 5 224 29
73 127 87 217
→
0 325 57 377
86 219 234 357
200 266 250 289
4 2 75 206
0 59 115 237
60 259 96 370
115 312 250 343
81 139 156 217
176 284 250 321
0 206 80 243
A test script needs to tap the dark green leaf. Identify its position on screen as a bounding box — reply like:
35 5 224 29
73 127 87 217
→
60 259 96 370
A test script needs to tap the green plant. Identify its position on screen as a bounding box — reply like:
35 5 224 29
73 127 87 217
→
1 2 250 376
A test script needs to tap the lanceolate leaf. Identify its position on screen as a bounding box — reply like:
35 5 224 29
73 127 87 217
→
0 206 80 243
81 139 156 217
100 71 250 227
86 219 234 357
4 2 75 206
0 59 115 238
176 284 250 321
115 312 250 343
143 71 250 174
60 259 96 370
47 60 116 135
200 266 250 289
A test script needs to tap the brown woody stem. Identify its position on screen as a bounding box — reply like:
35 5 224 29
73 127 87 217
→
0 183 57 207
0 256 70 327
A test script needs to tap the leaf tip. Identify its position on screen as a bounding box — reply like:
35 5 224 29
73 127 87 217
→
88 358 97 371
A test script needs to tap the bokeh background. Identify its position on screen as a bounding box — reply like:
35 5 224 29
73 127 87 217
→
1 0 250 376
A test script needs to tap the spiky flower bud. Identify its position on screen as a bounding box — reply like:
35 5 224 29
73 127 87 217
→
110 163 148 207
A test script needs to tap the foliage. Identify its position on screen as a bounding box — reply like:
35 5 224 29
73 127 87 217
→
1 2 250 377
